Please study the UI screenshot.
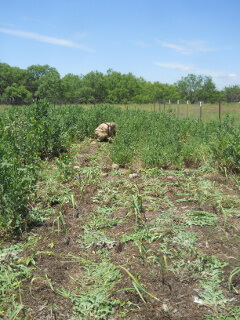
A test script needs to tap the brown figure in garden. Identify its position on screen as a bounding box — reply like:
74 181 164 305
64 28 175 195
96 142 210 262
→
95 122 116 142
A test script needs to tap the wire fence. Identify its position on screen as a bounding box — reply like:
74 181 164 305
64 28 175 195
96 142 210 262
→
125 101 240 122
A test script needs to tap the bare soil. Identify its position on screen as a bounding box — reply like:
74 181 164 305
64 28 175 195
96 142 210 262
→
16 140 240 319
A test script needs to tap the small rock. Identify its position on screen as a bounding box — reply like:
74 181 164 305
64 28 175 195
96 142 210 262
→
91 141 97 145
101 173 108 177
129 173 138 179
162 303 169 312
73 165 80 169
112 164 119 170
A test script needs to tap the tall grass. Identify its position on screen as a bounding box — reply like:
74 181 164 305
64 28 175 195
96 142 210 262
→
1 101 240 235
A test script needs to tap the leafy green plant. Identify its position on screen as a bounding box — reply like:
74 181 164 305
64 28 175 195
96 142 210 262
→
186 210 218 226
0 244 31 318
68 262 121 319
132 185 146 224
53 211 66 234
79 227 116 250
205 307 240 320
55 152 75 181
87 206 120 229
228 258 240 294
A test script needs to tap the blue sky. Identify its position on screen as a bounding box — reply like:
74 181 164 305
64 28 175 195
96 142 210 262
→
1 0 240 89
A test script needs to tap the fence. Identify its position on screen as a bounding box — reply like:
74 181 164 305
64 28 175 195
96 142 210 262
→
126 101 240 122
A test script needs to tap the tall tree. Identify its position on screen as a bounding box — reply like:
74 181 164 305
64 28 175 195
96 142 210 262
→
175 74 217 103
0 63 28 97
2 84 32 104
82 71 107 103
223 85 240 103
105 70 141 103
61 73 83 104
26 65 61 103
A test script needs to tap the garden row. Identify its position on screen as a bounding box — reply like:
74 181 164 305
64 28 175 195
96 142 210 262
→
1 101 240 235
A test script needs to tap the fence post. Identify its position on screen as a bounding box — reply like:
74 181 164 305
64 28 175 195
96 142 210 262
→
218 100 221 120
200 101 202 120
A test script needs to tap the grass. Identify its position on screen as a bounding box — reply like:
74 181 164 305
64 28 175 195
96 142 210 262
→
115 102 240 122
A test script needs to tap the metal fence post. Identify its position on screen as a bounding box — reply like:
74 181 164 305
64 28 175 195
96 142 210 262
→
219 100 221 120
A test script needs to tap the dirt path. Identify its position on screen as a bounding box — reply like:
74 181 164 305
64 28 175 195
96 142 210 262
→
18 140 240 319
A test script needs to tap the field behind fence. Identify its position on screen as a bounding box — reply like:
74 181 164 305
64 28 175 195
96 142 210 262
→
125 102 240 122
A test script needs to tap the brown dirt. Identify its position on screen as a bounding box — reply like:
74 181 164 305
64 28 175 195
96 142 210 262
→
13 141 240 319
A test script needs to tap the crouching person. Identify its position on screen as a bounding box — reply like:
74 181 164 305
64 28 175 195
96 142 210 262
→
95 122 116 142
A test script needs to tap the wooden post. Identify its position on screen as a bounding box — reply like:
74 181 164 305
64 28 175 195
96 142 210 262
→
200 101 202 120
219 100 221 120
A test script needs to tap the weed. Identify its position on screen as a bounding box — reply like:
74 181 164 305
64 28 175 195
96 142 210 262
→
87 206 121 229
0 244 31 317
53 211 66 234
69 262 122 319
205 307 240 320
186 210 218 226
132 185 146 225
228 258 240 294
197 277 229 307
172 230 198 248
55 152 75 181
119 265 160 302
79 227 116 250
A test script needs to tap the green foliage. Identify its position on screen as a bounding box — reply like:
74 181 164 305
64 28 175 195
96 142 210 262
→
0 243 31 317
70 261 121 319
205 307 240 320
2 61 236 104
1 101 240 235
186 210 218 226
224 85 240 103
210 116 240 171
175 73 217 103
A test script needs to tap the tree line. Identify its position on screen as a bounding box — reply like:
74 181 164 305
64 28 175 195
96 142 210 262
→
0 62 240 105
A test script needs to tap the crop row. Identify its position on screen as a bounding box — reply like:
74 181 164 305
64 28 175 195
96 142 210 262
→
0 101 240 235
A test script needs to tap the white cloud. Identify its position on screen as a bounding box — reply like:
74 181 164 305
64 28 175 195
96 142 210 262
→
160 42 191 55
228 73 237 78
0 27 94 52
154 61 223 77
154 62 192 71
154 61 240 89
156 39 216 55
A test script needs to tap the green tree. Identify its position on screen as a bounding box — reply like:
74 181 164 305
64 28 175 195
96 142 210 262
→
133 81 180 104
223 85 240 103
61 73 83 104
175 74 217 103
105 70 141 103
26 65 61 103
2 84 32 104
82 71 107 103
0 63 28 99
